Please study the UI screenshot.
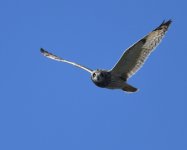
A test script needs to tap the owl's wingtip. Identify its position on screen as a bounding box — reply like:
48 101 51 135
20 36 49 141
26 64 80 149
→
40 48 46 53
162 19 172 26
153 19 172 31
40 48 51 57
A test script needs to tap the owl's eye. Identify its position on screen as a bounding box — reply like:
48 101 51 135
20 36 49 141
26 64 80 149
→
93 73 96 77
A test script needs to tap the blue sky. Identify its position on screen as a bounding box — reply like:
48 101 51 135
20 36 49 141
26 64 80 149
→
0 0 187 150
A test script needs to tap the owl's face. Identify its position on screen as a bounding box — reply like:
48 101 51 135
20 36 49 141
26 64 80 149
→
91 70 105 82
91 70 111 87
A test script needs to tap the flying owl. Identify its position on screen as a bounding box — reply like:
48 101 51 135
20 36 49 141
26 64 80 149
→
40 20 172 93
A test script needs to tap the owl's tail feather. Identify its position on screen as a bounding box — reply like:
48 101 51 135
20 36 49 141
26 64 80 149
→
122 83 138 93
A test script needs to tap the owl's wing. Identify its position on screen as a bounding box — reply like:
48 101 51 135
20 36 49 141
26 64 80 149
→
110 20 172 80
40 48 93 73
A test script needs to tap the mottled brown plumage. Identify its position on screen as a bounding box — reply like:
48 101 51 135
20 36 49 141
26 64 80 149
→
111 20 172 80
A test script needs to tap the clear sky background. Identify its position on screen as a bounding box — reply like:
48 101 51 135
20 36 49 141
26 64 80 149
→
0 0 186 150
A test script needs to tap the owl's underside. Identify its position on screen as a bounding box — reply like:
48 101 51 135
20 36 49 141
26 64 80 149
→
90 70 137 92
40 20 172 93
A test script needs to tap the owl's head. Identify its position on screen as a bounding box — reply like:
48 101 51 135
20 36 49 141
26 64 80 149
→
91 70 111 87
91 70 105 82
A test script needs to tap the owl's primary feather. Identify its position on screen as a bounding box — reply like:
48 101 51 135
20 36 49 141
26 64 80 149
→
111 20 172 80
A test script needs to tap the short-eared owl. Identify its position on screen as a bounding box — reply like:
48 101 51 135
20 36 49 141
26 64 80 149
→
40 20 172 93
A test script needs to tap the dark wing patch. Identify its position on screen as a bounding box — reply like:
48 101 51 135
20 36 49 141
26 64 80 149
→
153 20 172 31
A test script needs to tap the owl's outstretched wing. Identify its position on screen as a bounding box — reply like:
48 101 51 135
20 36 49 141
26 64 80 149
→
40 48 93 73
111 20 172 80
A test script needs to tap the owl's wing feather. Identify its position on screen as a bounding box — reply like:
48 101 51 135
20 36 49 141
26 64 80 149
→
111 20 172 80
40 48 93 73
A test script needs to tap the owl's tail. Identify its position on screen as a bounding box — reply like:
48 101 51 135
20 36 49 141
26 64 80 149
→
122 83 138 93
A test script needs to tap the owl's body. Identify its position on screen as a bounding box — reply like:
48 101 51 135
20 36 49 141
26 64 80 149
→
91 70 137 92
40 20 172 93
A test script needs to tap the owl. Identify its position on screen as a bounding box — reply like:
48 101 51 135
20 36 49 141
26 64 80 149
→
40 20 172 93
